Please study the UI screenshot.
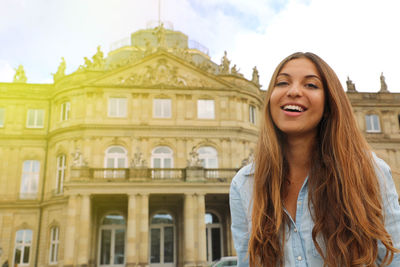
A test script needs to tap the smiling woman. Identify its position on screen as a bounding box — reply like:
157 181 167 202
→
230 52 400 267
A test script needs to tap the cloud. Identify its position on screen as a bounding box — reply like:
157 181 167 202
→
0 60 14 83
0 0 399 92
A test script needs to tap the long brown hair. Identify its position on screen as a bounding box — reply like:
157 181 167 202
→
249 52 398 266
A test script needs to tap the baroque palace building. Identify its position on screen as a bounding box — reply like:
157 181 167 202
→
0 24 399 267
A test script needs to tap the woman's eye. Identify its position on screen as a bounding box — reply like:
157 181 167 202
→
276 81 288 87
305 83 318 89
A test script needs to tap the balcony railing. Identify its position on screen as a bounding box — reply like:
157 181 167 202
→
70 167 238 183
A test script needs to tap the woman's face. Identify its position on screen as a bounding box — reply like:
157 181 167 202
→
270 57 325 138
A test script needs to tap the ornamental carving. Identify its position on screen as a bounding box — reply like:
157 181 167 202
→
116 58 215 88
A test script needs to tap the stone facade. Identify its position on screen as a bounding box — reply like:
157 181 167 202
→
0 25 399 267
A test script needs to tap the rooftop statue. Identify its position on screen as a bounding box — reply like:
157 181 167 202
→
231 64 238 74
379 72 389 92
252 66 260 86
13 65 27 83
346 76 357 92
220 51 230 74
154 23 167 48
92 46 105 70
52 57 66 82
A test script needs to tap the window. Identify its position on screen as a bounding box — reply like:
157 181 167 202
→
27 109 44 128
153 99 171 118
205 212 223 262
249 105 256 124
365 114 381 133
104 146 128 178
198 146 218 168
56 155 66 194
151 146 173 179
60 102 70 121
13 229 33 266
0 108 4 127
398 114 400 129
197 99 215 119
49 227 59 264
98 214 126 265
108 98 127 117
20 160 40 199
198 146 218 178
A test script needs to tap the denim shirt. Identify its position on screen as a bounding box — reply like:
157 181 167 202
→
230 154 400 267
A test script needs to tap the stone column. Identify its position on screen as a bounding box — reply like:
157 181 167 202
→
64 194 78 266
184 193 195 267
197 194 207 266
126 194 138 267
139 194 149 266
78 194 91 266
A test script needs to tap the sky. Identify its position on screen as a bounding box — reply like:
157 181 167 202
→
0 0 400 92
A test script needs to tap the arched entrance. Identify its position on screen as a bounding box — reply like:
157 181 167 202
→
98 214 126 267
205 212 223 263
149 213 175 267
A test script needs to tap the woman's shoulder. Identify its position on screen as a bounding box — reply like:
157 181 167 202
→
231 163 255 189
371 152 392 182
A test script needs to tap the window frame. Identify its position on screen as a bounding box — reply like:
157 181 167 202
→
0 107 4 127
108 97 127 118
153 98 172 118
56 155 66 194
60 102 70 121
20 160 40 199
49 226 59 265
249 105 256 124
365 114 381 133
26 109 45 128
197 99 215 119
13 229 33 267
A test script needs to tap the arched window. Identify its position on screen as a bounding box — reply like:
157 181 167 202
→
205 212 223 263
104 146 127 178
150 213 175 265
20 160 40 199
198 146 218 179
198 146 218 168
151 147 173 179
13 229 33 266
98 214 126 266
49 226 59 264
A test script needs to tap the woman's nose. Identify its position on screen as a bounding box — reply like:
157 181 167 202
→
286 85 302 97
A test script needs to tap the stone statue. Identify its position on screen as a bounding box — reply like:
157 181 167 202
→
144 39 153 56
13 65 27 83
231 64 239 75
92 46 105 70
52 57 66 81
220 51 230 74
252 66 260 86
71 148 87 167
379 72 389 92
154 23 167 48
84 57 92 68
187 146 203 168
131 148 147 168
346 76 356 92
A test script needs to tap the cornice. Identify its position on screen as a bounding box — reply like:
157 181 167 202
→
47 124 259 139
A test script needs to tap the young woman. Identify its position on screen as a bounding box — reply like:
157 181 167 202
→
230 52 400 267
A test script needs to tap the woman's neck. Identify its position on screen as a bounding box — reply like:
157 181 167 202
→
284 134 316 183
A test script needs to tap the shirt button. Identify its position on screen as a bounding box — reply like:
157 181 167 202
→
297 256 302 261
297 201 302 205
